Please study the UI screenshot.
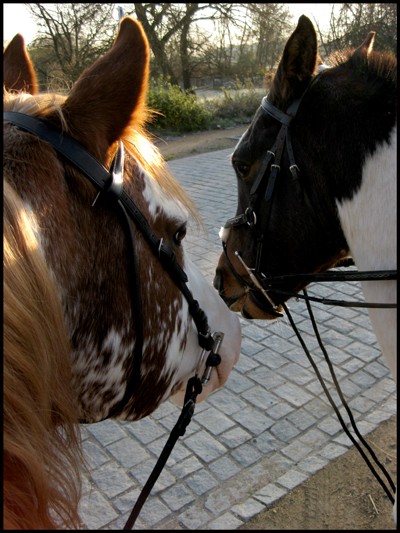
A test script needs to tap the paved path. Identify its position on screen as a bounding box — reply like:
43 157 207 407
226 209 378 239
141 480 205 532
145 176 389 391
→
79 148 396 529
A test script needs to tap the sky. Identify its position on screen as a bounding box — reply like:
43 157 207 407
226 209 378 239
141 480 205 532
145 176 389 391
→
3 3 335 45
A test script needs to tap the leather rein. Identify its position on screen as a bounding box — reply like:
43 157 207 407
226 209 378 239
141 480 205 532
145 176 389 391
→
4 111 225 527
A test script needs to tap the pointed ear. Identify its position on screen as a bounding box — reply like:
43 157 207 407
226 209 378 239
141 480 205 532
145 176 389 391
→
269 15 318 106
352 31 376 61
61 17 150 160
3 34 38 94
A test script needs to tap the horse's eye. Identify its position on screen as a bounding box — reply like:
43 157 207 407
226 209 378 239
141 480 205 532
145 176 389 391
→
233 160 250 179
173 224 187 245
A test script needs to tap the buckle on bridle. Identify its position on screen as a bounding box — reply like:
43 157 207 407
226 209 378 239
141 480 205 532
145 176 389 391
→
244 207 257 227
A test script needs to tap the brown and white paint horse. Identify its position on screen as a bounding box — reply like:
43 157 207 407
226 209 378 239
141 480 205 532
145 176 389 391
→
214 14 396 520
4 17 241 529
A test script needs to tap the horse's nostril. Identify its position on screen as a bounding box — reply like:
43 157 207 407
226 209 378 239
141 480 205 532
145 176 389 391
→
213 268 223 292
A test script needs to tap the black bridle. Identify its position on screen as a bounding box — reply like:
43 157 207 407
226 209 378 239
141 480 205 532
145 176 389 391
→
221 82 397 312
4 110 226 527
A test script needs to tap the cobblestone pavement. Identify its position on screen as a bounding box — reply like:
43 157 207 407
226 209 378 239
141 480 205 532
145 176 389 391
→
79 148 396 530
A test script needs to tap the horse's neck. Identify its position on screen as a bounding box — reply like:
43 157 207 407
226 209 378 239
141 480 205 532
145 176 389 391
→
336 127 397 381
336 126 396 272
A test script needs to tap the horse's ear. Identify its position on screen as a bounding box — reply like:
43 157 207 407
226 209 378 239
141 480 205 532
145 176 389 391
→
62 16 150 159
3 34 38 95
352 31 376 61
269 15 318 106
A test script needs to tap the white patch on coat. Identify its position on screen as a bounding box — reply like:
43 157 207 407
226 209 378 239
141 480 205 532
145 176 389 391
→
219 226 231 242
336 126 396 380
142 168 188 223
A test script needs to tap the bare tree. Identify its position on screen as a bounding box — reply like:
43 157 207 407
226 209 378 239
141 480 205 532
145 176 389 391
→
325 3 397 56
128 3 240 89
25 3 117 87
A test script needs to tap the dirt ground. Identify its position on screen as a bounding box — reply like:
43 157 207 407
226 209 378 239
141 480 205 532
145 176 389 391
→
154 123 248 160
155 125 397 530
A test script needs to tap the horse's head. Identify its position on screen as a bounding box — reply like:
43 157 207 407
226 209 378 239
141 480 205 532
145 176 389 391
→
4 17 241 423
214 15 396 320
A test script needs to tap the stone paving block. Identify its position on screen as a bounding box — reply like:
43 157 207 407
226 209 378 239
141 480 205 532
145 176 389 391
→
160 482 196 511
209 454 241 480
296 454 330 475
170 455 203 479
82 439 111 469
252 348 290 369
253 482 287 506
125 416 166 444
266 400 295 420
186 468 219 495
225 368 256 394
218 426 253 448
241 384 281 410
281 440 313 463
85 418 128 446
286 408 317 431
89 461 136 499
132 495 172 527
184 430 228 462
80 488 119 529
129 458 176 492
252 430 282 455
274 382 314 407
248 365 286 389
177 504 213 529
319 441 349 460
207 512 244 529
207 387 248 416
231 497 266 520
231 442 263 468
275 468 309 490
270 418 301 442
276 361 315 385
194 405 236 435
231 406 274 435
107 436 152 469
234 351 260 371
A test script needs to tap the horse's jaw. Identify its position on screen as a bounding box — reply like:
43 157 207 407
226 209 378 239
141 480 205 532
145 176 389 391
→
170 259 242 406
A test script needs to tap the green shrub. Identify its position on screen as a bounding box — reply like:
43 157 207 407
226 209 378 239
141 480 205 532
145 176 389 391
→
147 77 265 133
147 79 212 133
207 79 264 127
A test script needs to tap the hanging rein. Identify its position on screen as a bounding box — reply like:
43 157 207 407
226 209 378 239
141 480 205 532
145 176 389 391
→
220 80 397 505
4 111 225 528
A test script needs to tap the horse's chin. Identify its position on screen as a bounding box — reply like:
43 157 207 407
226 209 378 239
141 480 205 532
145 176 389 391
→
227 291 283 320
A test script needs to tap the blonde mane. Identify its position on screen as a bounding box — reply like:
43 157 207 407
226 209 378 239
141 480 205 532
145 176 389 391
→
3 179 83 529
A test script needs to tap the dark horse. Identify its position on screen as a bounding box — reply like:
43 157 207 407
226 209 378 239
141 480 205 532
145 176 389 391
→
214 14 396 520
4 17 241 529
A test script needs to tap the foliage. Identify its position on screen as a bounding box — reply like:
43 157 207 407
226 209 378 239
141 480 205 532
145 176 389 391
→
206 80 264 127
147 79 212 132
147 78 265 133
